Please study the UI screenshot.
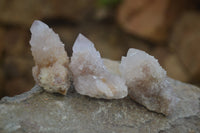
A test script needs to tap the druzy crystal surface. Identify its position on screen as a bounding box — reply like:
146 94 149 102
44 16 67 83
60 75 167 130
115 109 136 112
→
30 20 70 95
29 20 178 115
120 48 176 115
70 34 128 99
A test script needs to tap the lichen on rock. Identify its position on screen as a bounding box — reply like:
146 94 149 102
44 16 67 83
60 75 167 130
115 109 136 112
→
69 34 128 99
30 20 70 95
120 48 178 115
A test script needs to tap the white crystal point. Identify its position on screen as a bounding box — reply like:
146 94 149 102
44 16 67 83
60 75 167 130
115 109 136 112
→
70 34 128 99
30 20 70 95
30 20 68 66
30 20 49 34
73 33 98 54
120 48 166 87
120 48 175 115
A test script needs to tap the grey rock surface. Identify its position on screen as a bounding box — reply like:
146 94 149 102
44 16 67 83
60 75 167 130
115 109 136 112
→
0 79 200 133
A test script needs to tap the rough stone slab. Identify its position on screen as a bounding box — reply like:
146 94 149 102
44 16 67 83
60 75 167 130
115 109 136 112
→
1 85 43 104
0 79 200 133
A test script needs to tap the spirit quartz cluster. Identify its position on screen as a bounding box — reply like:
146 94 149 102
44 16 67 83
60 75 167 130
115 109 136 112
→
120 49 176 115
69 34 128 99
30 20 70 95
30 20 176 115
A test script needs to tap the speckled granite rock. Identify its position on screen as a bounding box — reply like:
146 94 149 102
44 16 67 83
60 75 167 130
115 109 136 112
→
0 60 200 133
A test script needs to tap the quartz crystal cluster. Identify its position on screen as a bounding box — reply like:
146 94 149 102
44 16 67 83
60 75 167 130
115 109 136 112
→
29 20 177 115
120 48 176 115
69 34 128 99
30 20 70 95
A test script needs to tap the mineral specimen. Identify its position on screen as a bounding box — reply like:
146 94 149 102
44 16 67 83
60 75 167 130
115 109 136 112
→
69 34 128 99
120 48 177 115
30 20 70 95
28 20 177 114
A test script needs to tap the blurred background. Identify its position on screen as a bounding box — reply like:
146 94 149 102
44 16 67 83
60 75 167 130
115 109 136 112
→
0 0 200 98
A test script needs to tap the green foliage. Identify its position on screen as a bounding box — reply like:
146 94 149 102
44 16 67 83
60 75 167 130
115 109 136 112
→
98 0 122 7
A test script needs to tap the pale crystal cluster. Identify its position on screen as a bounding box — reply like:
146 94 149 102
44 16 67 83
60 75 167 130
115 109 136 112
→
69 34 128 99
30 20 70 95
120 48 175 115
29 20 177 115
